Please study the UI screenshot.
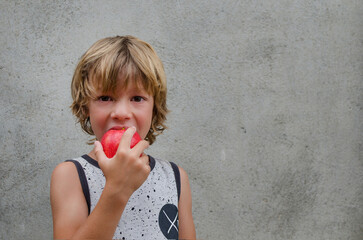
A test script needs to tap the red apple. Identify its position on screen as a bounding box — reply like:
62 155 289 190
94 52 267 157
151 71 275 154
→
100 129 142 158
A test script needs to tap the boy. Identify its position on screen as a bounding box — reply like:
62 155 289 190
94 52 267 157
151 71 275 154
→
50 35 196 239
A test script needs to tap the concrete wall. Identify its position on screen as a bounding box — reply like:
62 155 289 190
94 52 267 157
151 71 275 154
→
1 1 362 239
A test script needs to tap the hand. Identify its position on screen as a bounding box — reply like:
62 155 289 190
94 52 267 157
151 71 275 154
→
93 127 150 198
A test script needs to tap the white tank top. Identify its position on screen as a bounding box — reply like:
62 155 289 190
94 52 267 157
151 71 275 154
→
67 155 180 240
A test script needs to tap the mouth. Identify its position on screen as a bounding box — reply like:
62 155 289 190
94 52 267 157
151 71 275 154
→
109 126 129 131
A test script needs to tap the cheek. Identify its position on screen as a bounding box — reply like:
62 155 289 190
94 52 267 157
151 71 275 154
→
88 107 107 135
147 104 154 126
139 105 154 139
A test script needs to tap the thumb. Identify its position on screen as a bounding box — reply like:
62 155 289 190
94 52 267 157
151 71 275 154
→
94 141 107 161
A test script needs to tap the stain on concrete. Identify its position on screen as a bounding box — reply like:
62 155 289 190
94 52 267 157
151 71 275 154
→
270 165 320 238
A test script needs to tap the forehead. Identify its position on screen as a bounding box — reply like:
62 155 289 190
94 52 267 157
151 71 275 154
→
113 76 149 94
91 69 151 94
87 46 157 97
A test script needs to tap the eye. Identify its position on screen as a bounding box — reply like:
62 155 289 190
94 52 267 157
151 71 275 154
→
98 96 113 102
131 96 145 102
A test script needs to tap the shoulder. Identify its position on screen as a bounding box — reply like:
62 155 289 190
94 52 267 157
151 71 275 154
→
50 161 83 200
51 161 77 179
176 166 196 239
51 161 79 182
50 160 88 215
178 166 188 179
50 160 87 208
177 166 191 197
51 157 92 183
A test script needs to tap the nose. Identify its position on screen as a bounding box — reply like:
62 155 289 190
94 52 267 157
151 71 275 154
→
110 100 132 120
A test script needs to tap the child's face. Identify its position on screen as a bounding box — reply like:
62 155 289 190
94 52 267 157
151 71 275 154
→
87 78 154 142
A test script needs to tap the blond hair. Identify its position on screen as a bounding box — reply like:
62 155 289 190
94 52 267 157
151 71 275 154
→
70 35 168 144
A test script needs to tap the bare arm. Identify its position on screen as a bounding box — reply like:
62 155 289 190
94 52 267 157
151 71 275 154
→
178 167 196 239
50 162 89 238
50 127 150 239
50 162 130 239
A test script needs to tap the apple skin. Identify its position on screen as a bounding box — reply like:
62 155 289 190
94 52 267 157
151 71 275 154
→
100 129 142 158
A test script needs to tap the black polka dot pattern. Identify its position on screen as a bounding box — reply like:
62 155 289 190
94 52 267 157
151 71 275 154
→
74 156 179 239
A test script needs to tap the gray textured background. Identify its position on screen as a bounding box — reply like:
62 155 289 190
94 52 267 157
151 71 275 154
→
1 1 362 239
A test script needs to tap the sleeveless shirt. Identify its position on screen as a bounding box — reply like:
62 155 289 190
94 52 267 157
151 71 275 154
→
67 155 180 240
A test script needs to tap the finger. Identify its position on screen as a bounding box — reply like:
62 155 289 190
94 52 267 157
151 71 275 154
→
143 156 151 172
118 127 136 151
131 140 149 157
94 141 107 160
140 154 150 166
